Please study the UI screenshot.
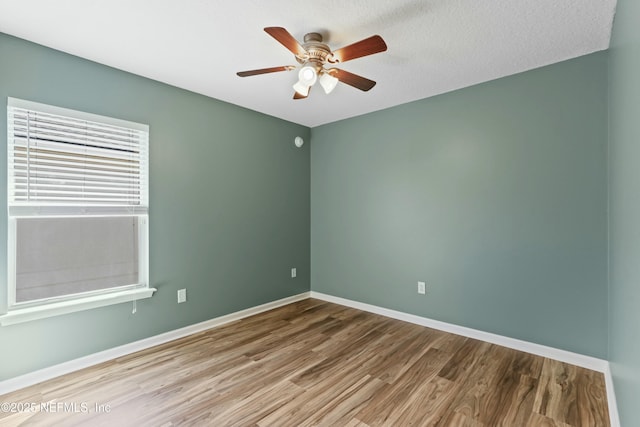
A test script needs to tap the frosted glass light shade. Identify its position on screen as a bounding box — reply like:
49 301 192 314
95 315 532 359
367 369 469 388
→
319 73 339 94
293 81 310 96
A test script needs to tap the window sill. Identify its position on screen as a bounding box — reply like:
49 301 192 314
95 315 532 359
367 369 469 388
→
0 288 156 326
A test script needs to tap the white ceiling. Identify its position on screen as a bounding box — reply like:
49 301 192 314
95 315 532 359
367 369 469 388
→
0 0 617 127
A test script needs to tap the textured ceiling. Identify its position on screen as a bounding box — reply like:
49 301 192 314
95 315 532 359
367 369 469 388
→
0 0 617 127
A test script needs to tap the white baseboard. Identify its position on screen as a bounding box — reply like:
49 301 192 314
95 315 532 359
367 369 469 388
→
604 363 621 427
310 291 608 372
0 292 310 396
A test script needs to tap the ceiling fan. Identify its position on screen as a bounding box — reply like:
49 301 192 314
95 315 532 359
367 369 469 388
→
237 27 387 99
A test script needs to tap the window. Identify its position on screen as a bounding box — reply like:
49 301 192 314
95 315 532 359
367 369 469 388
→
1 98 154 326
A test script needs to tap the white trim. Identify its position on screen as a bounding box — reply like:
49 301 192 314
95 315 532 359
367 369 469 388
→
604 363 621 427
0 292 310 395
310 291 608 372
8 206 149 217
6 217 17 307
7 97 149 132
0 287 157 326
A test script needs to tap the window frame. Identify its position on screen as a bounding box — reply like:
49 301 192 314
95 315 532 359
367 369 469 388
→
1 98 154 326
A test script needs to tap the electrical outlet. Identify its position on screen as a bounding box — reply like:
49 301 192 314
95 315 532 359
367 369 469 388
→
291 268 297 278
177 288 187 303
418 281 426 295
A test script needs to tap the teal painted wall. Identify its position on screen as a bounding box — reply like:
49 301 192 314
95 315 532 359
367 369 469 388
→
311 53 609 358
609 0 640 424
0 33 311 380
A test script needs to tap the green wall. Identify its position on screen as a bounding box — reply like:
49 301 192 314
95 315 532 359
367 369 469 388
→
609 0 640 424
311 53 609 359
0 20 627 406
0 33 311 380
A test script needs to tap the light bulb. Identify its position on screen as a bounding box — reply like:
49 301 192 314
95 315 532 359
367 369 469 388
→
298 65 317 86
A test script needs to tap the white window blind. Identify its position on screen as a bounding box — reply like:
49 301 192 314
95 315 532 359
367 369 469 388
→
7 98 148 216
4 98 152 318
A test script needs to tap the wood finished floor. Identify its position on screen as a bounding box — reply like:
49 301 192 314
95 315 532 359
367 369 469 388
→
0 299 609 426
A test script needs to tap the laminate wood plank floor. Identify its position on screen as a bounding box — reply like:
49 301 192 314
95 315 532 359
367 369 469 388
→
0 299 610 426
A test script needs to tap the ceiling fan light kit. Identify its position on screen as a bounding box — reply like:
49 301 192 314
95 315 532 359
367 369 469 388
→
318 72 339 94
293 80 311 97
298 65 317 85
294 63 318 95
237 27 387 100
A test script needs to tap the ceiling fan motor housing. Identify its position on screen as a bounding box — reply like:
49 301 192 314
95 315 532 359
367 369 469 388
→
297 32 332 68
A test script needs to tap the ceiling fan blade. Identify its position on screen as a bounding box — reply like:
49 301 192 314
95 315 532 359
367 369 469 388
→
236 66 295 77
330 69 377 91
293 86 310 100
264 27 306 57
331 35 387 63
